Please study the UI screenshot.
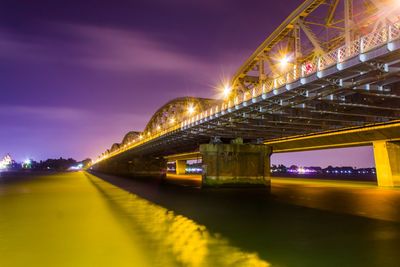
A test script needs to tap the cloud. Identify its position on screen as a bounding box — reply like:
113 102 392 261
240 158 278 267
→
0 31 44 61
0 24 214 76
69 25 212 73
0 104 150 129
0 105 87 121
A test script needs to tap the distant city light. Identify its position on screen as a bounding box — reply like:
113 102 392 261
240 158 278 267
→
170 117 176 124
22 159 32 169
288 166 317 174
69 163 84 171
0 154 12 170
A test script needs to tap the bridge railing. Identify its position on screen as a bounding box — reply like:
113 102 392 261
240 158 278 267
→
361 26 389 53
286 65 300 83
95 20 400 164
319 49 338 70
390 22 400 41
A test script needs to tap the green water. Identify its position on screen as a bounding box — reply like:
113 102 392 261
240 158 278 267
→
1 172 400 267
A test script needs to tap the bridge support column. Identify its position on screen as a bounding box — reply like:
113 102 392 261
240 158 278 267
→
373 141 400 187
176 160 186 175
199 143 272 187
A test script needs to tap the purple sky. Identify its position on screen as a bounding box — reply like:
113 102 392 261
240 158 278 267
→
0 0 375 167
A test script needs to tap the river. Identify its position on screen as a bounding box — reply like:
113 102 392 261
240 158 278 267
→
1 171 400 267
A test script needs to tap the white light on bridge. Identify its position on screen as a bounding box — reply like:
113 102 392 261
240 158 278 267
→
279 55 290 69
223 85 232 99
187 104 195 115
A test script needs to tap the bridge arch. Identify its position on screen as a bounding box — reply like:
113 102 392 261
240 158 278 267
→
143 97 221 134
110 143 121 153
122 131 141 145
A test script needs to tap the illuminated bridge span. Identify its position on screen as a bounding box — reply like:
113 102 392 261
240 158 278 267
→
93 0 400 188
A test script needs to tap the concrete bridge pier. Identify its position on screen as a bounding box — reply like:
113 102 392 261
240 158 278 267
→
175 160 187 175
199 143 272 187
373 141 400 187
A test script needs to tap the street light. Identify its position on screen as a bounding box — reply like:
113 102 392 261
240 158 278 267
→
222 84 232 99
279 55 290 70
187 104 195 115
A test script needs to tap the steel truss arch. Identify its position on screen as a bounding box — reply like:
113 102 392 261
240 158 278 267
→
143 97 221 134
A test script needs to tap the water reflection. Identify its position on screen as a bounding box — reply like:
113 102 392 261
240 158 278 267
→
272 178 400 222
95 173 400 267
86 173 270 267
3 172 400 267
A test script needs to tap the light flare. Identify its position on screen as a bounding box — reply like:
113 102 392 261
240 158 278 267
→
278 55 290 70
187 104 195 115
222 84 232 99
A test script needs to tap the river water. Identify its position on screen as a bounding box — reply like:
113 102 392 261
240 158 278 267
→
1 172 400 267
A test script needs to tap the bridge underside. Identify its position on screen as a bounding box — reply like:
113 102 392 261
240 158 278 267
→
163 121 400 187
92 121 400 187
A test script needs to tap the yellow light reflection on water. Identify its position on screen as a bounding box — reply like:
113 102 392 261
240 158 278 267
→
0 172 269 267
272 177 400 222
86 173 270 267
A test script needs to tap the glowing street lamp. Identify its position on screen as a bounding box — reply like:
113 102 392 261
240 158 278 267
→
169 117 176 124
279 55 290 70
187 104 195 115
222 84 232 99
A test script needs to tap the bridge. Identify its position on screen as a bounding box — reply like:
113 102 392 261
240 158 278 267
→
92 0 400 187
